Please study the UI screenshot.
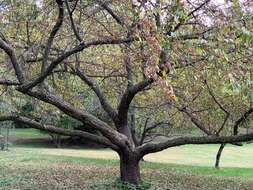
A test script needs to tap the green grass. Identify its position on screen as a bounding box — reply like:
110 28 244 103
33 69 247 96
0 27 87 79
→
14 143 253 168
144 162 253 179
3 128 253 189
144 143 253 168
1 146 253 189
14 128 49 138
1 146 253 179
13 128 253 167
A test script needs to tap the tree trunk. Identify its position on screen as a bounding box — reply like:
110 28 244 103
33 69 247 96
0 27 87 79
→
119 153 141 185
55 135 61 148
215 143 226 169
50 134 61 148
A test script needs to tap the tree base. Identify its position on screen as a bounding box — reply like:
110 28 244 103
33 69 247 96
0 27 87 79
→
120 153 141 185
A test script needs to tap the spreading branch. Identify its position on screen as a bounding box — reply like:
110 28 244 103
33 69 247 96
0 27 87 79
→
97 0 125 26
17 89 130 149
233 108 253 135
0 79 20 86
117 78 154 125
140 120 171 145
177 106 212 135
0 38 24 83
19 37 134 91
204 80 230 135
138 132 253 156
166 0 211 35
0 115 118 150
75 68 118 122
41 0 64 73
65 0 82 42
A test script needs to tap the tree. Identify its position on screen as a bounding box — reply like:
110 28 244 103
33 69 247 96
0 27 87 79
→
1 0 253 186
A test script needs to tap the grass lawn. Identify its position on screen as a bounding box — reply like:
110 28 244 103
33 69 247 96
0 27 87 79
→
14 128 48 138
0 145 253 190
145 143 253 168
2 128 253 189
15 143 253 168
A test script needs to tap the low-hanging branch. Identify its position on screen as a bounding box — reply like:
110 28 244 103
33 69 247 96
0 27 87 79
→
18 89 131 150
0 115 118 150
138 132 253 156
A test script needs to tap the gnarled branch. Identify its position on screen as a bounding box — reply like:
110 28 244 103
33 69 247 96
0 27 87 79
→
117 78 154 125
41 0 64 73
17 88 130 150
75 68 118 122
19 37 134 91
0 38 24 83
0 79 20 86
138 132 253 156
0 115 118 150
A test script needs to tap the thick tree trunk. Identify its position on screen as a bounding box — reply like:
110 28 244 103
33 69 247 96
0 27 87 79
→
215 143 226 169
119 153 141 185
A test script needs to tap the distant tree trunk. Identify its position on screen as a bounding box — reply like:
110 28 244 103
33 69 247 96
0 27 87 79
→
55 135 61 148
0 136 4 150
215 143 226 169
50 134 62 148
119 152 141 184
6 127 9 150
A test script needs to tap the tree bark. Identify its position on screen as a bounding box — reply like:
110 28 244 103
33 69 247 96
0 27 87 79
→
215 143 226 169
119 152 141 185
